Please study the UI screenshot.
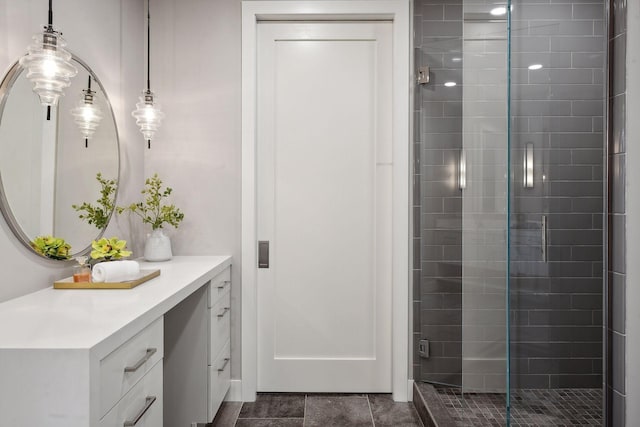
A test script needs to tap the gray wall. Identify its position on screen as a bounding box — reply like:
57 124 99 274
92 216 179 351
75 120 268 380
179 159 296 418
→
147 0 242 380
624 0 640 424
607 0 627 425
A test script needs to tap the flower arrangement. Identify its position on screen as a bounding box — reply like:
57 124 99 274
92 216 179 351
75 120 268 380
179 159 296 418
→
72 173 117 229
117 173 184 230
31 236 71 260
90 237 132 261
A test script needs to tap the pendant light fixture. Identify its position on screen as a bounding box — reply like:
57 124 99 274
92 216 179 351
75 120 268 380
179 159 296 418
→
19 0 77 114
71 76 103 148
132 0 165 149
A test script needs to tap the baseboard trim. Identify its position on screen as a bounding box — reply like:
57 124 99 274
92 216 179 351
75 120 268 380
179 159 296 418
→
407 379 414 402
225 379 243 402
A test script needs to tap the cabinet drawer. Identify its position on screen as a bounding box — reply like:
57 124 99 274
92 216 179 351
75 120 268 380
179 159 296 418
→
208 340 231 421
100 360 163 427
209 291 231 364
100 318 163 418
208 267 231 307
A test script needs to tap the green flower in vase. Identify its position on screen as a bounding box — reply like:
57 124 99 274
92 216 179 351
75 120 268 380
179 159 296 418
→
31 236 72 260
91 237 132 261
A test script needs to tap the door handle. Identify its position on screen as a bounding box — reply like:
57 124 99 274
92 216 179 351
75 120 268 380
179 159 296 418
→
258 241 269 268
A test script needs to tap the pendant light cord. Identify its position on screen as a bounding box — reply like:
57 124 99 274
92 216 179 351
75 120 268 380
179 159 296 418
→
48 0 53 27
147 0 151 92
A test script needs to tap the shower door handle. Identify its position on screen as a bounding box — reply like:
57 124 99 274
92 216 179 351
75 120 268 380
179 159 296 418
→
541 215 548 263
258 241 269 268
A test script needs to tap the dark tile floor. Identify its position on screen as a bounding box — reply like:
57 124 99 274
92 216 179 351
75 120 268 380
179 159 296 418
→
210 393 424 427
433 387 603 426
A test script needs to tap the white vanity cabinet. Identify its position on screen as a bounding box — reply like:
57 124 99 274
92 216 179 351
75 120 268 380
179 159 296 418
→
208 266 232 420
0 256 232 427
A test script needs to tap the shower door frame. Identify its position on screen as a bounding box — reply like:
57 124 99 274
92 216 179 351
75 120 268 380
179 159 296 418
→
240 0 411 403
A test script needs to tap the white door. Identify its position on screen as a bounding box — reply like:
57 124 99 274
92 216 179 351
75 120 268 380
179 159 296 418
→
256 22 393 392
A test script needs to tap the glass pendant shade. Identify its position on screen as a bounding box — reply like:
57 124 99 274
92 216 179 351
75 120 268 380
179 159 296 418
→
132 90 165 144
19 28 77 106
70 80 103 146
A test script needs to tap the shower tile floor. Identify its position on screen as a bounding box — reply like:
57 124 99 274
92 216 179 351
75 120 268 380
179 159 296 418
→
431 386 602 426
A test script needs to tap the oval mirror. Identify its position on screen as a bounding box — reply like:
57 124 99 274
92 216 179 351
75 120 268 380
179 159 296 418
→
0 56 120 259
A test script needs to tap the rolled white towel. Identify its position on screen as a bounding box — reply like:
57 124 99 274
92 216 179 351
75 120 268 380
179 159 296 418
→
91 260 141 283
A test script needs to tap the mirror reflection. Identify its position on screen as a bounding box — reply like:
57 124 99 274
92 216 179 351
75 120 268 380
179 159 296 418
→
0 56 119 258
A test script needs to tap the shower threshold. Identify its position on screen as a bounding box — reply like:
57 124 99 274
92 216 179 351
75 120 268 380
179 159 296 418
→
413 382 602 426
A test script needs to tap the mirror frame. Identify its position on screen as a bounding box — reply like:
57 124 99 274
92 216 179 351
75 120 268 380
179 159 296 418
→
0 54 121 260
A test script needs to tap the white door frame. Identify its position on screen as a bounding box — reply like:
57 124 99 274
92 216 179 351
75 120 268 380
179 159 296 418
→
241 0 410 402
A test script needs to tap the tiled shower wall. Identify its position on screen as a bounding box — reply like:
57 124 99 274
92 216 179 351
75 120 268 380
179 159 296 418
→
414 0 605 390
413 0 464 387
509 1 605 389
607 0 626 424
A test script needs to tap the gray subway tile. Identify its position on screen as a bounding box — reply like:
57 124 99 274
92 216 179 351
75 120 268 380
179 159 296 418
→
549 181 602 197
572 100 604 116
611 332 625 394
573 3 605 20
611 388 626 427
609 214 625 274
421 325 461 342
551 36 605 53
611 94 626 154
529 310 595 326
549 132 604 149
549 374 602 388
609 272 625 334
420 4 443 21
572 246 603 262
572 52 605 68
550 84 604 100
529 358 595 375
612 0 627 37
444 5 462 21
609 154 625 214
512 36 551 53
550 229 602 245
513 52 572 69
572 149 604 165
510 374 550 389
513 100 571 116
528 20 596 36
529 68 594 84
516 4 573 20
571 294 603 310
611 35 626 96
572 197 603 213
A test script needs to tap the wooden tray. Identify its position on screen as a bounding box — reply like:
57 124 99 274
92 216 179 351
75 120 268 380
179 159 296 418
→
54 269 161 289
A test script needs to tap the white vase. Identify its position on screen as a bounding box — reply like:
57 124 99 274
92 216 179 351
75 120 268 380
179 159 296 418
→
144 229 173 261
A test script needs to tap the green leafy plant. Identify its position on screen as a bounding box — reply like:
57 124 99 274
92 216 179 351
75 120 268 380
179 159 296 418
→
31 236 72 260
90 237 132 260
117 173 184 230
72 173 117 229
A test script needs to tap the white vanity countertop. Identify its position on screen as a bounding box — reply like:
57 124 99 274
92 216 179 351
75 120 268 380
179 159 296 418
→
0 256 231 355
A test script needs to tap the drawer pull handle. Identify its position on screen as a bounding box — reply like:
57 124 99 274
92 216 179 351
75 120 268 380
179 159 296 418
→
218 357 230 372
217 307 231 318
217 280 231 290
123 396 156 426
124 348 157 373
